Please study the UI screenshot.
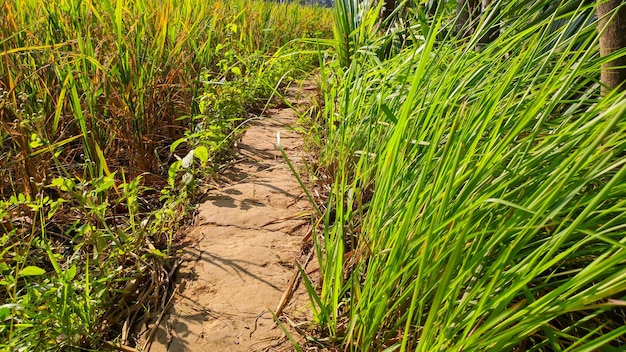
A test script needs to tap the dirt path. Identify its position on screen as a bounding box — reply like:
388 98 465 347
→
145 83 317 352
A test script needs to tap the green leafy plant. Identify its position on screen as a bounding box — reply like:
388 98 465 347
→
312 0 626 350
1 0 332 349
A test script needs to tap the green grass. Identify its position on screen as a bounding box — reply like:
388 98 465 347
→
0 0 332 350
309 0 626 350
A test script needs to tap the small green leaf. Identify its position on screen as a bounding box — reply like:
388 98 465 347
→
51 177 65 187
231 66 242 76
29 134 43 149
170 137 187 152
149 248 168 258
50 177 74 192
168 160 181 186
95 178 116 193
19 266 46 277
0 307 10 321
65 265 77 281
194 146 209 163
0 304 20 321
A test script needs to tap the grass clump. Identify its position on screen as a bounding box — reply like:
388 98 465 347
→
308 0 626 350
0 0 332 350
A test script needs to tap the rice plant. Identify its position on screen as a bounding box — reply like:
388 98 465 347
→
310 0 626 350
0 0 332 350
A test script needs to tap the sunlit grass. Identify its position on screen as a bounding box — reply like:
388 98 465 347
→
309 0 626 350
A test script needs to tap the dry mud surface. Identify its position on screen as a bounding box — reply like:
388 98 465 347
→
146 83 318 351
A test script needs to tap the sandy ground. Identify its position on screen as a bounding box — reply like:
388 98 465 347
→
142 83 318 352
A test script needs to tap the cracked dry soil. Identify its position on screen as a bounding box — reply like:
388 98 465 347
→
146 82 318 352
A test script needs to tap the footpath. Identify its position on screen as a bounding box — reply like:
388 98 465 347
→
145 82 318 351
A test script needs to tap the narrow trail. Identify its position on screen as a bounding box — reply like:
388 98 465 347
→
147 82 318 352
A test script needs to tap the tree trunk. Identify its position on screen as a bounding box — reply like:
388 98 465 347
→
597 0 626 95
